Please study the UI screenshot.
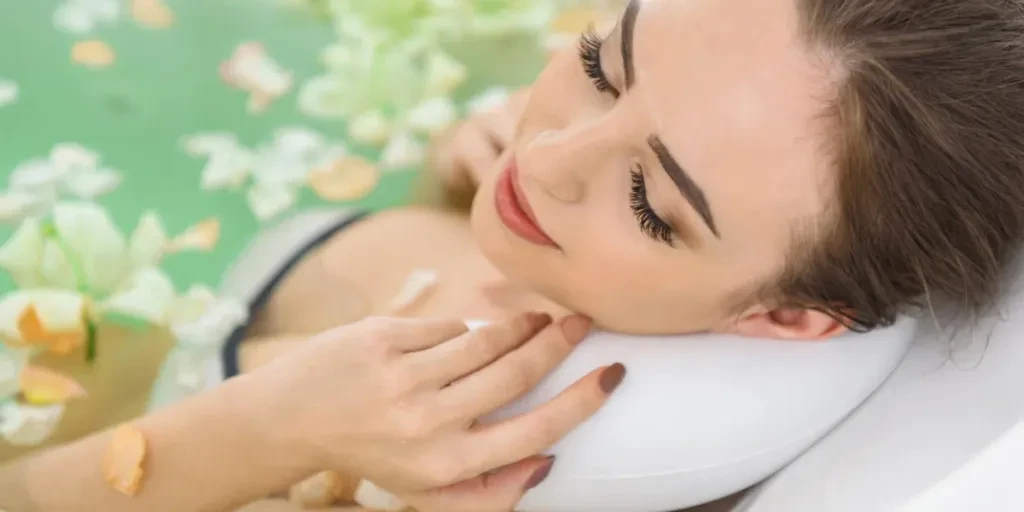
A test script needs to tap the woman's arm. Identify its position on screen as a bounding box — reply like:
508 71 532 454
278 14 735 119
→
0 374 313 512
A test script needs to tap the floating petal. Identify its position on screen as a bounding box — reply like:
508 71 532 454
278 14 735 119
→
0 79 18 109
166 218 220 253
19 365 87 405
246 183 298 221
71 40 116 69
309 156 380 202
182 132 238 157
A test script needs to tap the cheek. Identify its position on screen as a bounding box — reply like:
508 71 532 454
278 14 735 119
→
519 49 591 132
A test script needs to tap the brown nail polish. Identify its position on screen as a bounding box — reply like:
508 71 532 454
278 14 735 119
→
599 363 626 394
523 456 556 491
560 315 592 344
529 312 553 329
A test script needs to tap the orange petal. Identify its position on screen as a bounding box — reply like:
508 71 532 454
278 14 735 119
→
71 40 116 68
166 218 221 253
308 157 380 202
103 424 147 497
17 305 86 355
131 0 175 28
19 365 87 405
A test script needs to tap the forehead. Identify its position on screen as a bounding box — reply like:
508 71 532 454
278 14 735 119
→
634 0 834 235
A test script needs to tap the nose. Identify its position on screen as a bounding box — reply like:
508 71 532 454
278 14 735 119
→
518 119 621 203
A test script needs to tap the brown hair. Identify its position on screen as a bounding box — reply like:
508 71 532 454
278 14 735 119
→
770 0 1024 331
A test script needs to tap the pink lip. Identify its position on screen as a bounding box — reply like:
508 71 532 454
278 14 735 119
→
495 157 559 248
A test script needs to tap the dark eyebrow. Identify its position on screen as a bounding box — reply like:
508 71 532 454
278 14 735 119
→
621 0 640 89
648 135 720 238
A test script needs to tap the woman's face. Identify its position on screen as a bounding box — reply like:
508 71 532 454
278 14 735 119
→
472 0 837 335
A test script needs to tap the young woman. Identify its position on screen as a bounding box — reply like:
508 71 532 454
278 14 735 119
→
204 0 1024 509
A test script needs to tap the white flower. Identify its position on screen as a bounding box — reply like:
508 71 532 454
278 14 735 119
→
406 97 458 135
348 110 393 145
53 0 121 35
247 182 299 221
380 131 427 171
186 128 372 222
0 401 66 446
0 79 18 109
0 348 27 399
167 286 247 352
0 143 122 224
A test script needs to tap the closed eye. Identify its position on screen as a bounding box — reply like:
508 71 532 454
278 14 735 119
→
577 26 621 98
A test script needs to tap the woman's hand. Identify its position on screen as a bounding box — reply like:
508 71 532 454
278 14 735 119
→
245 313 623 501
428 88 531 195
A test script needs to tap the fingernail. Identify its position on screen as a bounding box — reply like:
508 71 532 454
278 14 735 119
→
523 456 556 491
527 312 553 329
599 363 626 394
559 315 592 344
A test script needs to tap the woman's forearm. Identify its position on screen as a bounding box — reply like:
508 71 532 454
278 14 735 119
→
0 374 314 512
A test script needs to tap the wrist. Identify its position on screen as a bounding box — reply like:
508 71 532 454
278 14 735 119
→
220 372 321 480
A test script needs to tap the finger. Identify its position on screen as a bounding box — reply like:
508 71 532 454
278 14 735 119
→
459 363 625 477
409 312 552 386
441 315 593 419
407 455 555 512
350 316 468 352
451 124 502 187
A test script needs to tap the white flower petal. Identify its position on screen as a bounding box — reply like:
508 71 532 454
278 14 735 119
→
347 110 393 146
0 191 46 225
201 149 253 191
39 240 79 290
380 131 426 171
89 0 122 23
0 79 18 109
182 132 238 157
52 202 128 296
53 2 96 34
273 126 325 157
60 167 122 199
246 183 298 221
467 86 511 115
0 218 44 287
310 144 350 171
100 267 176 324
355 480 407 511
424 50 467 98
251 149 309 188
298 75 356 119
406 97 458 136
0 402 65 446
128 211 168 270
9 159 64 193
0 289 87 344
49 143 100 174
0 349 27 399
167 286 247 349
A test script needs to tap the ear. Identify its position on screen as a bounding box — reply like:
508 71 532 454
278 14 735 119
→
722 306 847 340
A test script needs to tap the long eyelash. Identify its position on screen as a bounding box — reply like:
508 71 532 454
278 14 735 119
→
630 166 675 246
577 26 619 97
